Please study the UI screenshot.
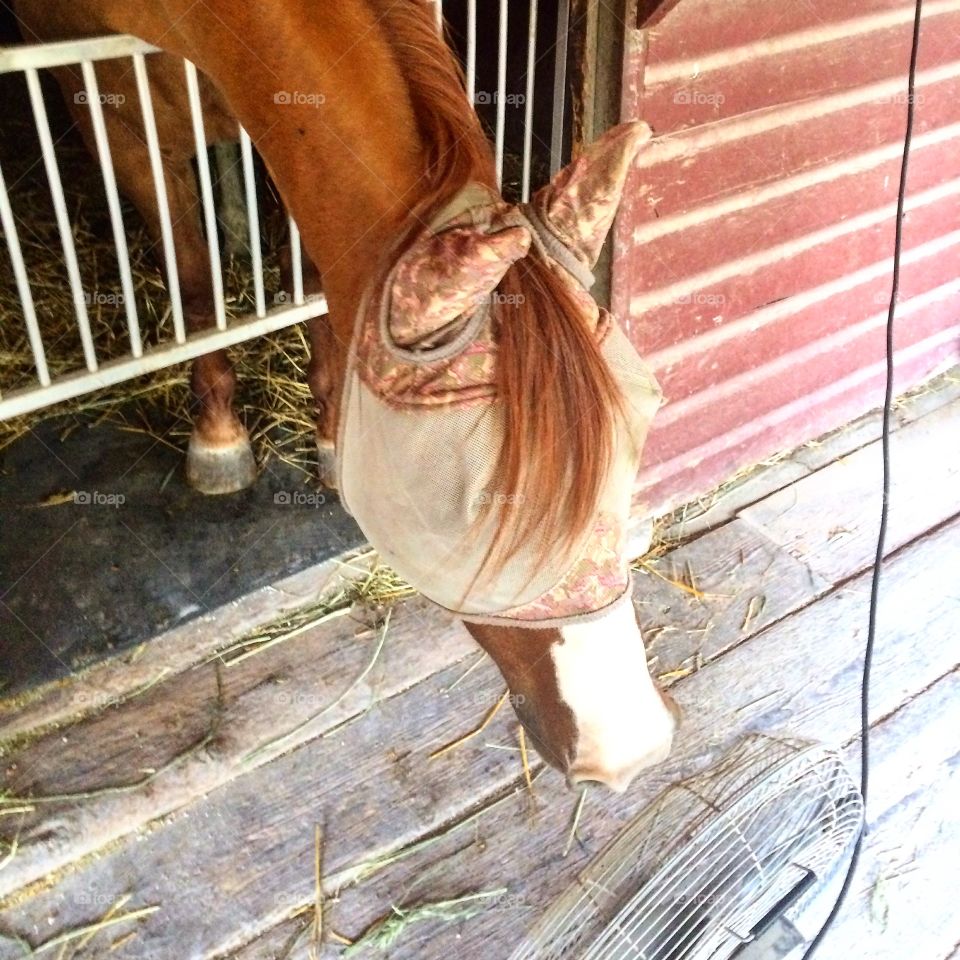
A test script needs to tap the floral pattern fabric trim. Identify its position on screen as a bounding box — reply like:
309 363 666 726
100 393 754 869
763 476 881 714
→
495 511 629 621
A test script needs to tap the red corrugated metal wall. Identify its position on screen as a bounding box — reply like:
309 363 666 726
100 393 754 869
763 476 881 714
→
612 0 960 515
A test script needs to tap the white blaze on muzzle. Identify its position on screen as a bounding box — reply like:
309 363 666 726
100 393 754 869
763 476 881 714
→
553 600 676 792
336 121 663 627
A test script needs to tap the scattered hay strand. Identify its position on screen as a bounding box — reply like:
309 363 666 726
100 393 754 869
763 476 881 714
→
634 559 707 600
0 833 19 872
3 903 159 957
244 608 392 764
740 594 766 633
342 889 508 956
563 786 589 858
429 689 509 760
311 824 324 960
657 652 704 684
0 668 224 807
341 769 545 889
213 551 413 667
518 725 534 795
443 651 487 692
71 894 133 955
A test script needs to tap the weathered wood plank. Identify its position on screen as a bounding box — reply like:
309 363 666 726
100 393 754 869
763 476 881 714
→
0 552 353 744
739 395 960 582
0 595 475 901
1 511 956 960
0 510 823 902
815 669 960 960
635 517 831 672
296 515 960 960
229 669 960 960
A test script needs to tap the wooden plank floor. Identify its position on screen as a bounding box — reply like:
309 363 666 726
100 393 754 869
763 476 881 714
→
1 370 958 960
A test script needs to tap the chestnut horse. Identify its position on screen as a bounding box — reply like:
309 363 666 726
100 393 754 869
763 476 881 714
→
13 0 678 791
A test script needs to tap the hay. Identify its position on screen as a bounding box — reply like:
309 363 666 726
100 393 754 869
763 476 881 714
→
213 549 414 667
0 667 224 807
342 889 508 956
428 689 509 760
0 111 318 478
0 107 543 479
0 899 159 958
563 786 589 858
243 607 393 764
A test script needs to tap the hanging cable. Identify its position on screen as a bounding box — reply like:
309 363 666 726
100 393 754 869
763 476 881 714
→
799 0 924 955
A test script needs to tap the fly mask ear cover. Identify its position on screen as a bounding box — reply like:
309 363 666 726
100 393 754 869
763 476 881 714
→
336 121 663 625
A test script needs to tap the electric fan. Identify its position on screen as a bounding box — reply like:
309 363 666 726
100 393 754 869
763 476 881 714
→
510 735 864 960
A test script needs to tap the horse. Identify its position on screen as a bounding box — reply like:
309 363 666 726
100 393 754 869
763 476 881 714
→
12 0 679 792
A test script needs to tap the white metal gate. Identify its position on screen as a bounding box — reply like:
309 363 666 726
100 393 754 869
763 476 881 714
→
0 1 569 422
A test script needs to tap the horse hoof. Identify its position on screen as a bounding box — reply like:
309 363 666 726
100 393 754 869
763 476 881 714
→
317 438 338 491
186 435 258 494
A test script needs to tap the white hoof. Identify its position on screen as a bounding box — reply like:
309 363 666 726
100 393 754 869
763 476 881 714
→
186 434 257 495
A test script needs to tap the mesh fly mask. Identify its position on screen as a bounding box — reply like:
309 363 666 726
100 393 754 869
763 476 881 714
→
336 121 662 627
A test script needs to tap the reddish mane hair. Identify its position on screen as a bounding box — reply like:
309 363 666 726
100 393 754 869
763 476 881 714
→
379 0 624 573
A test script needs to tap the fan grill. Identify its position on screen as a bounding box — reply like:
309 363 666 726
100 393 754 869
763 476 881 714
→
510 736 863 960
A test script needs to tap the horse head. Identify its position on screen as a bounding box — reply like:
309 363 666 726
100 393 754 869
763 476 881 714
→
338 121 678 792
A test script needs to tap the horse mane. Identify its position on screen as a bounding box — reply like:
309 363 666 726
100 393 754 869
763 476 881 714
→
379 1 624 578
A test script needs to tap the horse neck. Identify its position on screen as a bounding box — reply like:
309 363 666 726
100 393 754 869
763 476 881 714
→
121 0 492 331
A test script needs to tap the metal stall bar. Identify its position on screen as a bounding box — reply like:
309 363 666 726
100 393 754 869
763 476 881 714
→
80 59 143 357
0 162 50 388
25 67 98 372
521 0 539 202
551 0 570 175
495 0 508 187
238 127 266 319
0 34 158 74
466 0 477 105
184 59 226 330
0 299 327 421
133 52 186 343
288 217 304 306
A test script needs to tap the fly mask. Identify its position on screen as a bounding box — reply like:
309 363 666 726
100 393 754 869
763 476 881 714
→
336 121 662 627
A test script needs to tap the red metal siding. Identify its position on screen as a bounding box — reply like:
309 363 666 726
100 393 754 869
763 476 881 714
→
613 0 960 514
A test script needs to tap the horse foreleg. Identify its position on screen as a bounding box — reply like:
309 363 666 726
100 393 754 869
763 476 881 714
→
306 311 341 490
163 164 257 493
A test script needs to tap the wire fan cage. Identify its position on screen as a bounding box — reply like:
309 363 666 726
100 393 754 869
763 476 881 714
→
510 736 864 960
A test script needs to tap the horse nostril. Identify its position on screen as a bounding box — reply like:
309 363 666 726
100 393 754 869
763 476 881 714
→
567 776 605 791
566 769 632 793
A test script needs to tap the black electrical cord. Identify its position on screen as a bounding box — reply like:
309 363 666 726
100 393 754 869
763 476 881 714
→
799 0 924 955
